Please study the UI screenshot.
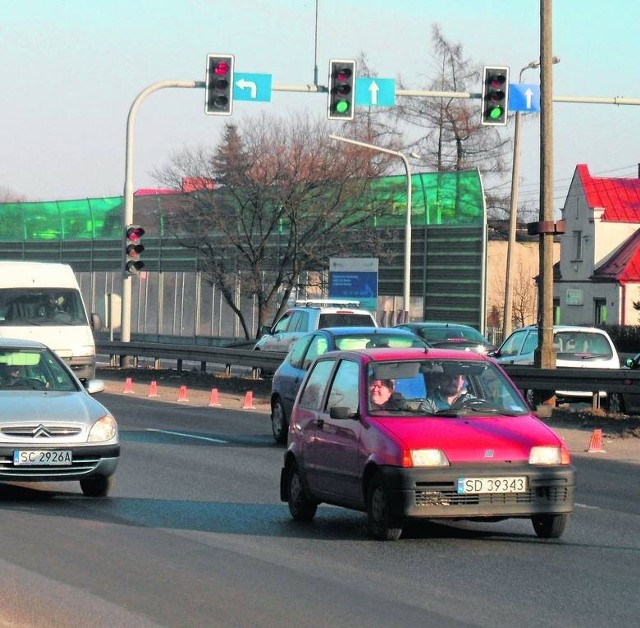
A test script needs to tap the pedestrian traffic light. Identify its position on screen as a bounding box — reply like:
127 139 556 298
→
328 60 356 121
481 66 510 126
205 54 234 115
125 225 145 275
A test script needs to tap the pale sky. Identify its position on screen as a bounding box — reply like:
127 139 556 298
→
1 0 639 214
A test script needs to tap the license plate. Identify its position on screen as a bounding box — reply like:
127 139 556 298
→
13 450 73 466
457 476 527 494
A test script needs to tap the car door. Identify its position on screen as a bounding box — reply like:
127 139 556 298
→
304 358 362 504
276 334 314 417
496 329 532 364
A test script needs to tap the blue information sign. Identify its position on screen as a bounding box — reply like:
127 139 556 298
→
233 73 272 102
355 78 395 107
509 83 540 112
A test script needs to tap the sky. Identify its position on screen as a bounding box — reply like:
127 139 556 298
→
1 0 639 215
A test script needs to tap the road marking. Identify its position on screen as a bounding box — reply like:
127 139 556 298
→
146 428 228 444
575 502 600 509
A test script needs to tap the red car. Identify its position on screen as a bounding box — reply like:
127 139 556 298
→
280 347 576 541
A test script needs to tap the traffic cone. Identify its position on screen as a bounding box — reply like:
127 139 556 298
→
587 428 605 453
147 380 158 397
177 385 189 402
123 377 134 393
208 388 221 407
242 390 255 409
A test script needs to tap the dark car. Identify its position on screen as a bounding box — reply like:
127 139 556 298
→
269 326 428 443
395 321 494 354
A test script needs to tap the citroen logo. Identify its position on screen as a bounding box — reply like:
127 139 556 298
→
33 424 54 438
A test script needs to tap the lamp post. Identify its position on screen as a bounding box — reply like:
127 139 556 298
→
329 134 413 321
503 56 559 339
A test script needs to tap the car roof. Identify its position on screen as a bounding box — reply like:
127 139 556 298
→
515 325 610 334
0 337 48 350
319 346 487 362
398 321 478 330
314 326 418 336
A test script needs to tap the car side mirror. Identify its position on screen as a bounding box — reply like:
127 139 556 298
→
487 349 499 358
625 357 636 369
329 406 358 420
259 324 272 336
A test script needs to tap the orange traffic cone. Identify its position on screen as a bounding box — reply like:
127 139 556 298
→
123 377 134 393
242 390 255 410
177 385 189 402
587 428 605 453
208 388 221 407
147 380 158 397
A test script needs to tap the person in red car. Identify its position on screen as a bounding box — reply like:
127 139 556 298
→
420 372 477 412
368 378 408 411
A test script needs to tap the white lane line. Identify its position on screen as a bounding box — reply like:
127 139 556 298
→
575 502 601 509
146 428 228 444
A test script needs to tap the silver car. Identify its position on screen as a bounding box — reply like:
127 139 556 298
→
0 338 119 496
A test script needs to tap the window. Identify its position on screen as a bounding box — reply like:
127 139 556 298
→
302 335 329 369
287 335 313 369
327 360 359 413
499 329 528 357
594 299 607 325
572 231 583 261
298 359 335 410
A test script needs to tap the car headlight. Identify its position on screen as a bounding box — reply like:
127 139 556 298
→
529 445 571 465
88 415 118 442
404 449 450 467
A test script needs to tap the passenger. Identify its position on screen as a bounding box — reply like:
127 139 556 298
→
1 365 23 387
369 378 408 411
420 372 476 412
39 293 64 318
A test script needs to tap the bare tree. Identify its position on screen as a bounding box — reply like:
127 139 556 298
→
154 112 400 338
395 25 512 218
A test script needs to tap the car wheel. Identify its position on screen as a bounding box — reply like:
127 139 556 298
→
271 398 288 444
287 462 317 522
80 475 114 497
531 513 569 539
366 473 402 541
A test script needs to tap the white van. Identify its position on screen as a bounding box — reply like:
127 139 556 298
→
0 262 101 380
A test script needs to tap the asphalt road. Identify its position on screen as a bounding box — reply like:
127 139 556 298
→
0 383 639 627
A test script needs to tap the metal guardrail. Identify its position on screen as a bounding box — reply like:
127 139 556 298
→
97 341 640 402
96 340 286 378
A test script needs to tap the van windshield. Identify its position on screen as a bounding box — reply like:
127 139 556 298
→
0 288 88 326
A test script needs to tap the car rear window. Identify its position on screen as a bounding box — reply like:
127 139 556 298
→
555 331 613 359
318 313 375 328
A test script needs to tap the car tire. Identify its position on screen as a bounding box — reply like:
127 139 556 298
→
271 398 288 444
603 392 624 414
531 513 569 539
287 462 317 522
366 473 403 541
80 475 114 497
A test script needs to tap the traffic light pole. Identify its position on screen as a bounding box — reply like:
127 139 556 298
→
121 80 204 366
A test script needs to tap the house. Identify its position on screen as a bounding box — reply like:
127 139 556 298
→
555 164 640 325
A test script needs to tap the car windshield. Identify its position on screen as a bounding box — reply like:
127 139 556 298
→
367 358 528 416
0 288 88 326
420 326 487 344
0 348 78 391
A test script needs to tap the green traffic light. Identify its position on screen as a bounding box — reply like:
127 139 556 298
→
335 100 350 114
489 106 503 120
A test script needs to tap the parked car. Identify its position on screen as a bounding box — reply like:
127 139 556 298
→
0 338 119 497
618 353 640 414
269 326 428 443
491 325 621 406
254 299 378 354
395 321 494 354
280 347 576 541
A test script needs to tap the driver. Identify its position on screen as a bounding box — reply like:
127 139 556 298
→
420 372 476 413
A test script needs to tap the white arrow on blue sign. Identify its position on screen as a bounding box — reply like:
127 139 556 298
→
233 73 272 102
509 83 540 112
355 77 395 107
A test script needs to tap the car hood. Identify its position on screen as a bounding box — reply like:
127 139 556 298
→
374 415 562 463
0 391 109 425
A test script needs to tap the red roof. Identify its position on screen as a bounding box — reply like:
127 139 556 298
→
577 164 640 222
593 229 640 282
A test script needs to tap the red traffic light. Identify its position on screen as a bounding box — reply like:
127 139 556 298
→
212 61 230 75
126 226 145 242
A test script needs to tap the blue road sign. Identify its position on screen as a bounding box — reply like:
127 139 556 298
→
509 83 540 112
355 77 395 107
233 73 272 102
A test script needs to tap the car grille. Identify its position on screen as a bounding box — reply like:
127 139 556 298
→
0 454 103 478
415 486 570 507
1 425 83 438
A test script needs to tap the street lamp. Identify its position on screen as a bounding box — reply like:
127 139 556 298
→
329 134 413 322
503 56 560 339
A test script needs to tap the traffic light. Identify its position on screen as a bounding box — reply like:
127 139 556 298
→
205 54 234 115
328 59 356 121
125 225 145 275
481 66 510 126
